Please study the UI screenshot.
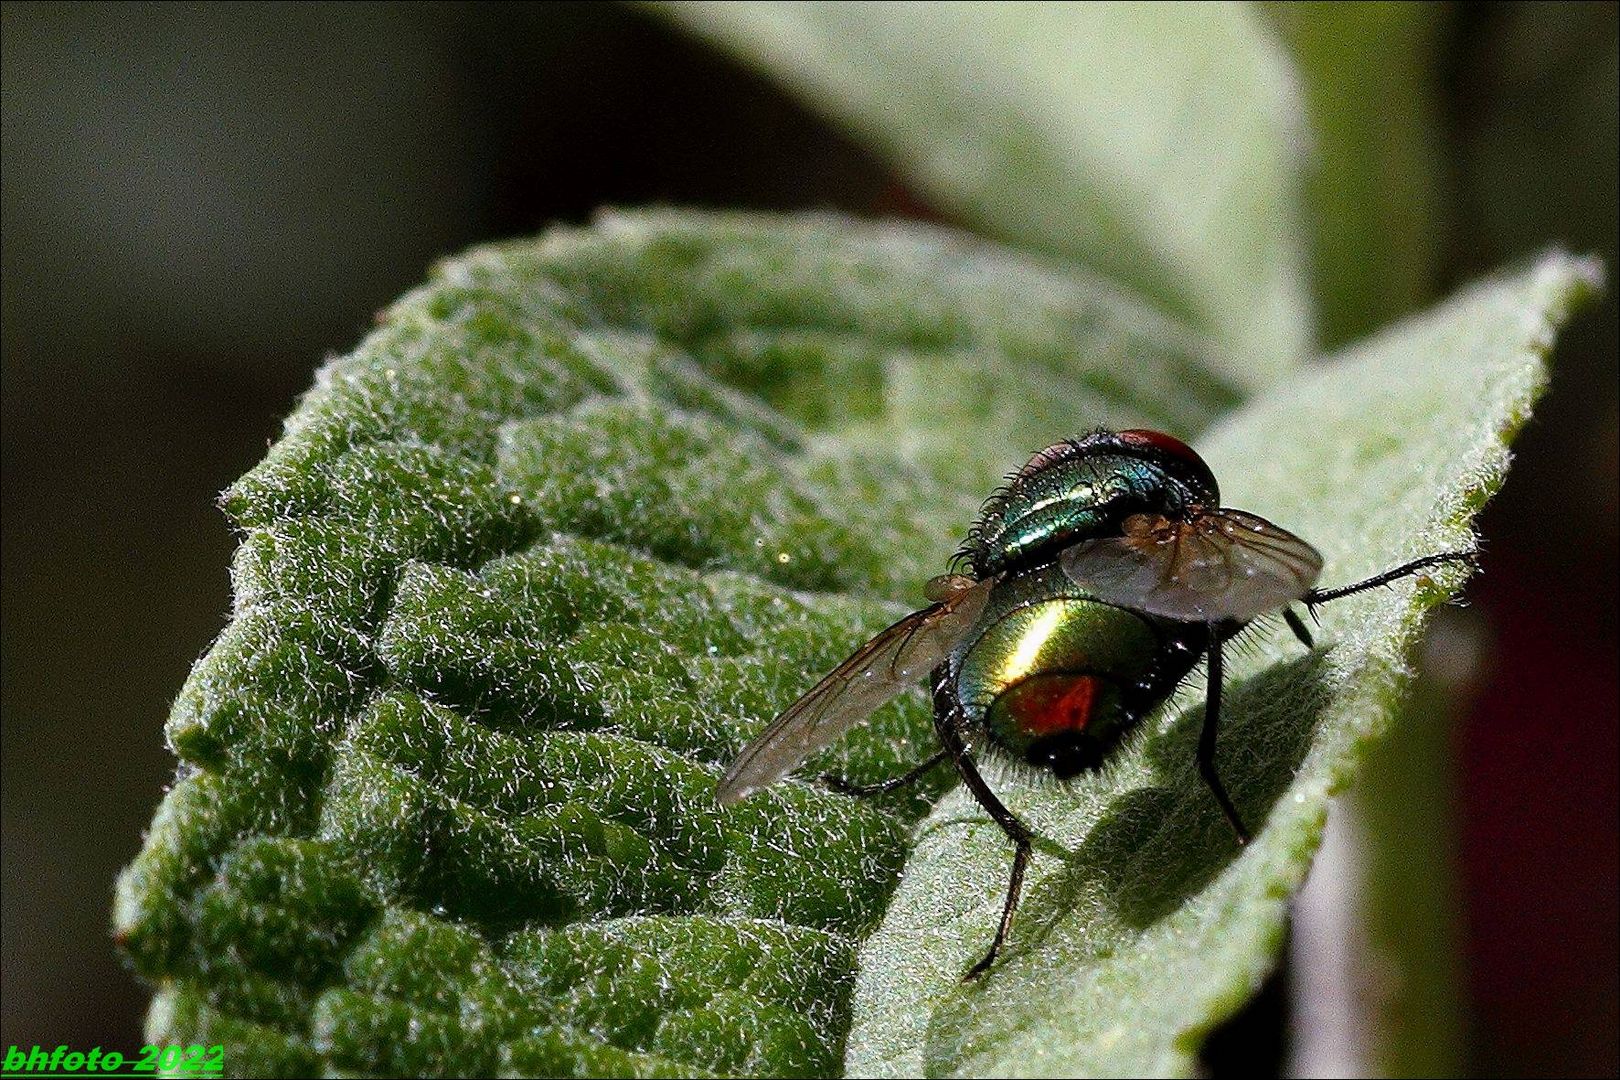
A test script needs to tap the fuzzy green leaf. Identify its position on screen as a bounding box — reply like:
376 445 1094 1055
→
115 211 1240 1079
1271 1 1449 348
656 0 1314 383
114 210 1594 1077
843 252 1600 1078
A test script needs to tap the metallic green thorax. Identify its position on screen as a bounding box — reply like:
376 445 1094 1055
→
961 432 1219 578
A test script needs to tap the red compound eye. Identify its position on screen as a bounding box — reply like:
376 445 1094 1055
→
1117 429 1204 468
1116 429 1219 499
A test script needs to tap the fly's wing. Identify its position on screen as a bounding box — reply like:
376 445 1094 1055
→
715 576 995 805
1059 508 1323 623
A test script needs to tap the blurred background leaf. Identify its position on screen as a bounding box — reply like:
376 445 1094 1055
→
1270 1 1449 349
656 0 1315 384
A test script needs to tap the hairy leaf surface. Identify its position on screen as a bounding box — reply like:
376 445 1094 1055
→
844 253 1599 1078
115 212 1594 1077
115 211 1238 1078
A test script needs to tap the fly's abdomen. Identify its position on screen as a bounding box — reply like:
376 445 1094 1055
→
956 597 1162 777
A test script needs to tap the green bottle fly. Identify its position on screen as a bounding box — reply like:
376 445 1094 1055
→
717 429 1476 979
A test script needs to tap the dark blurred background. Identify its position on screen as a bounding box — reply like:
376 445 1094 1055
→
2 3 1614 1076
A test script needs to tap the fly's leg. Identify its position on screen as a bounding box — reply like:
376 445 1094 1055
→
931 662 1034 982
1283 607 1315 649
1304 551 1479 610
1202 553 1476 844
821 750 949 797
1200 623 1251 845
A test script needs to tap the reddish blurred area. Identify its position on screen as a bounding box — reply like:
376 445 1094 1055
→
3 3 1614 1076
1449 5 1619 1074
1463 549 1619 1077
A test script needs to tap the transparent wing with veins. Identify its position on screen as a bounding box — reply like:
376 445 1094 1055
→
1059 508 1323 623
716 575 995 804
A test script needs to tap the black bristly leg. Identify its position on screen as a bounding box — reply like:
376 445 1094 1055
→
1303 551 1479 609
1195 552 1475 844
1284 606 1314 649
931 662 1033 982
821 749 950 797
1200 623 1250 845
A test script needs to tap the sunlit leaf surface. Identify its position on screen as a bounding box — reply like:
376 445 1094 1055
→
114 211 1594 1077
844 252 1598 1078
115 211 1242 1078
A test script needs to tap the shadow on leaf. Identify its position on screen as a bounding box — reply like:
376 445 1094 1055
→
1042 651 1327 934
